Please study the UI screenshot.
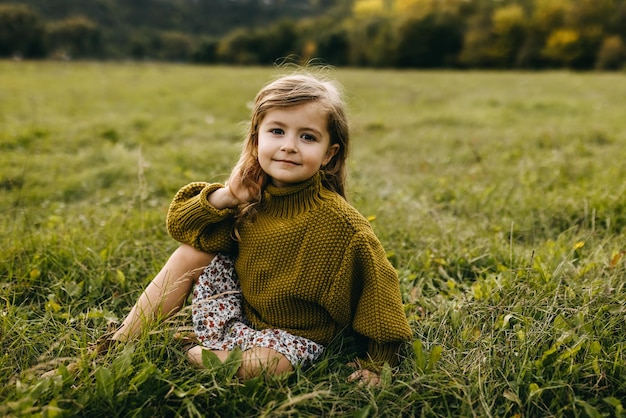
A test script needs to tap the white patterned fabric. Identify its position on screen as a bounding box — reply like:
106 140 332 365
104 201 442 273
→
191 254 324 367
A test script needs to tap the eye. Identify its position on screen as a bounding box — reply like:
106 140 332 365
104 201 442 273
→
301 133 317 142
270 128 284 135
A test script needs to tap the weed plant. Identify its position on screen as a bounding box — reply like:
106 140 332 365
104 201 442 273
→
1 62 626 417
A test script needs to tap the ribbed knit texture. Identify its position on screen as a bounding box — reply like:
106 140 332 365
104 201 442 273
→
167 171 412 367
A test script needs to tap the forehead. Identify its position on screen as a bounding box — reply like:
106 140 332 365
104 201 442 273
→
260 102 328 128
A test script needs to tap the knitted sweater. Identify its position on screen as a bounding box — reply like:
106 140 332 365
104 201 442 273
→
166 171 412 367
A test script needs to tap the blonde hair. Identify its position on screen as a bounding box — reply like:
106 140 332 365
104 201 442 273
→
233 72 350 224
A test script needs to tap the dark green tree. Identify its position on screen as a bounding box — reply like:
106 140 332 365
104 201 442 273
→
256 19 299 64
595 35 626 70
217 28 264 65
316 26 350 66
46 15 101 58
348 16 395 67
0 3 45 58
394 13 463 68
157 31 195 62
192 37 220 63
491 4 528 67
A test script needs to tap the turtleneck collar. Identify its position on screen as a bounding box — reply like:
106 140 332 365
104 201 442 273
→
260 171 325 218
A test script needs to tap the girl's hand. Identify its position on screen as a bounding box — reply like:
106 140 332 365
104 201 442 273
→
207 186 241 210
347 363 381 386
208 163 259 209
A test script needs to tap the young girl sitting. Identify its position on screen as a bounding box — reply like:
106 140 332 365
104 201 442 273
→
110 71 412 385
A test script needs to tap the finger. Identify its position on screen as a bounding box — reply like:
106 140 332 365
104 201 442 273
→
348 369 373 383
347 369 363 382
362 374 381 387
350 370 382 387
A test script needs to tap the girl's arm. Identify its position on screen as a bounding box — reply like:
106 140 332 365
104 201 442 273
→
345 230 412 372
166 182 237 253
206 186 240 210
166 163 259 251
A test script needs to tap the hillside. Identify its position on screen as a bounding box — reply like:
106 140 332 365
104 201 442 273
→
12 0 340 36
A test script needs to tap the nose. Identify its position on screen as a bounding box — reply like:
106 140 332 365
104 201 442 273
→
280 135 298 153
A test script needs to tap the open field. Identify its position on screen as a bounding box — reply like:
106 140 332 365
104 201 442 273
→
1 61 626 416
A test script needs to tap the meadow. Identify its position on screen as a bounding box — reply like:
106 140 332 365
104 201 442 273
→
1 61 626 417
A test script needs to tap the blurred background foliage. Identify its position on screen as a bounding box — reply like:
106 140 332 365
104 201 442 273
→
1 0 625 69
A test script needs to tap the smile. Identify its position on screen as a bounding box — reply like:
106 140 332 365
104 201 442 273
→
274 159 300 165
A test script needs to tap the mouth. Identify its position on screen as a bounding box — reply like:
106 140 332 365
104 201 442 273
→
274 159 299 166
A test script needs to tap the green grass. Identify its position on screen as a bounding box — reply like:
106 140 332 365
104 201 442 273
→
1 61 626 417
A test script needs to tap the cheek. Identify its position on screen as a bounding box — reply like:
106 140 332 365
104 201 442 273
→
256 140 270 157
256 140 274 165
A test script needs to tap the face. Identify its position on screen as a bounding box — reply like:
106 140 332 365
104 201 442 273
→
257 103 339 188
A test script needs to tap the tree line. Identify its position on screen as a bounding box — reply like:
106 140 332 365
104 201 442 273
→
1 0 625 70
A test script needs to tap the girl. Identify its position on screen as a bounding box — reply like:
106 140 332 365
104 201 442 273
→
110 71 412 385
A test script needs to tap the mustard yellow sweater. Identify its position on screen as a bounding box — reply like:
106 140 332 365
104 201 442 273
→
167 171 412 367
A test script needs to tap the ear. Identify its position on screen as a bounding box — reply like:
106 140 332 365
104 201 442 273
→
323 144 340 166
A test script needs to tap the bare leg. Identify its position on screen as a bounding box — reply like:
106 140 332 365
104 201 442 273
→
112 244 215 341
238 347 293 379
186 346 293 379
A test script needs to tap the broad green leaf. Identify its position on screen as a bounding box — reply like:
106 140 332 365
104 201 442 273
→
577 262 596 277
603 397 624 414
45 299 62 313
592 358 601 375
44 400 65 418
112 344 135 379
589 340 602 355
471 281 483 300
222 347 243 379
129 362 158 388
95 366 114 399
528 383 541 399
352 405 372 418
557 335 586 361
115 269 126 285
380 362 392 386
575 398 602 418
537 346 558 368
428 345 443 371
553 314 569 333
201 348 222 369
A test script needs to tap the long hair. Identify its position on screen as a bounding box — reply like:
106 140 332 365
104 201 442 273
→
233 72 350 225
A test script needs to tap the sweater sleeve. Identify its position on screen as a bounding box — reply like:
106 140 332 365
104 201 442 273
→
166 182 237 254
348 229 412 368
